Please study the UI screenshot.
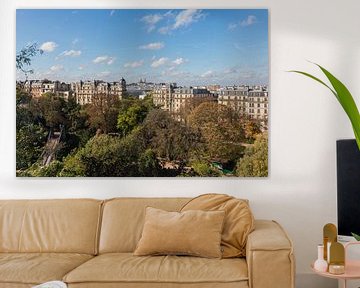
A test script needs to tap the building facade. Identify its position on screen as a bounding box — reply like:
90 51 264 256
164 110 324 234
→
152 84 216 118
171 87 214 114
152 83 177 111
24 80 71 99
218 86 269 125
74 78 126 105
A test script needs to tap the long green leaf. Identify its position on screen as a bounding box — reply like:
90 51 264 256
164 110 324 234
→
351 232 360 241
289 70 337 99
290 65 360 150
316 64 360 150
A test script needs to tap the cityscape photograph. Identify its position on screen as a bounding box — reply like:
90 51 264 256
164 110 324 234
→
16 9 269 177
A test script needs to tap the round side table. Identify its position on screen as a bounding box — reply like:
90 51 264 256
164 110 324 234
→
311 242 360 288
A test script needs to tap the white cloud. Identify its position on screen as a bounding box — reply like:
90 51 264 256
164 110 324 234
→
228 15 257 32
201 70 215 78
72 38 79 45
93 55 116 65
151 57 168 68
157 9 205 34
59 50 82 57
141 14 163 32
78 65 84 70
107 57 116 65
139 42 164 50
158 26 171 35
240 15 257 27
40 41 58 52
173 9 205 29
228 23 237 30
93 56 108 63
172 57 185 65
110 10 115 16
99 71 111 77
224 67 237 74
124 60 144 68
50 65 63 72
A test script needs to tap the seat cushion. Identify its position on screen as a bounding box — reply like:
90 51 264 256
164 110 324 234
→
64 253 248 286
68 283 249 288
0 253 93 285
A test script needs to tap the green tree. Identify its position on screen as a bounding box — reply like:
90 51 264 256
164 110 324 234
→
138 149 162 176
35 92 67 128
243 119 262 142
16 43 43 82
191 160 221 177
143 109 202 163
16 89 37 131
16 124 47 170
117 104 149 136
236 133 268 177
22 161 64 177
85 93 120 134
188 102 245 162
178 96 216 124
59 153 86 177
60 133 141 177
16 88 32 106
64 97 88 132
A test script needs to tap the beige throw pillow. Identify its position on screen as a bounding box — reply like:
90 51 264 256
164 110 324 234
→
181 193 255 258
134 207 225 258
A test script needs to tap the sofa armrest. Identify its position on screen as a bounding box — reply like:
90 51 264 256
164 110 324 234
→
246 220 295 288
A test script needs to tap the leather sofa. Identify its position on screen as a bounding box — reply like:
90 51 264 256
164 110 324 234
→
0 198 295 288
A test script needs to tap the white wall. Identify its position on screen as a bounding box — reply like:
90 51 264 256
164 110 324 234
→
1 0 360 287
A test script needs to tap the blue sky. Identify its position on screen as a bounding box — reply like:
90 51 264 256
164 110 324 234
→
16 9 268 86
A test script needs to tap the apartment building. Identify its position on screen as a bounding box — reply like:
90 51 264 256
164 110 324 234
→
218 86 268 124
74 78 126 105
24 80 71 99
152 83 177 111
152 84 216 117
171 87 214 114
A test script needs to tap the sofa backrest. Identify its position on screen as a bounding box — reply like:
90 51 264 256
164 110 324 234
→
99 197 190 253
0 199 102 255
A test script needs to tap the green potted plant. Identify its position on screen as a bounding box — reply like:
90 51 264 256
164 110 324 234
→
291 63 360 241
290 63 360 150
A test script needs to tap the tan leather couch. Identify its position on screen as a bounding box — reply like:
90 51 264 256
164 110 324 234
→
0 198 295 288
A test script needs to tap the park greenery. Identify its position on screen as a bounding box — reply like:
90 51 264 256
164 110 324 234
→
16 88 268 177
16 44 268 177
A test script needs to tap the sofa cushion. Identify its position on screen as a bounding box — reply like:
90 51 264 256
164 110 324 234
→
67 282 249 288
0 253 93 285
63 253 248 285
0 199 102 254
181 194 254 258
99 198 190 253
134 207 225 258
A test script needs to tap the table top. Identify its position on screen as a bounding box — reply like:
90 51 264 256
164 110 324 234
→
311 261 360 280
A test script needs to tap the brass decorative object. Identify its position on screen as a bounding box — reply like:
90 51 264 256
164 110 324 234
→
323 223 337 261
329 242 345 274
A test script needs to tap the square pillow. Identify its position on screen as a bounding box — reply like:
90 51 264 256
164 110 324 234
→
134 207 225 258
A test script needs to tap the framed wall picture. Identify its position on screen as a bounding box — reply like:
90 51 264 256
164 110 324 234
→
16 9 269 177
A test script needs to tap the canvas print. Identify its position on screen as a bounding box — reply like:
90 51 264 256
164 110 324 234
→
16 9 269 177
